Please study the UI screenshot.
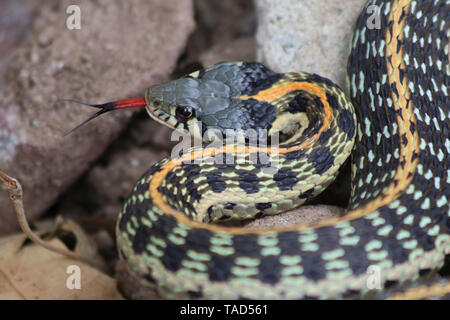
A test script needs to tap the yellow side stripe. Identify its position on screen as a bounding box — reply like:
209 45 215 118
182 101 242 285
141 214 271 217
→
390 282 450 300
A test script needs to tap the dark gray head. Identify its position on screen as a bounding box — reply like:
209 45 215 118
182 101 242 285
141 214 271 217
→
144 61 282 142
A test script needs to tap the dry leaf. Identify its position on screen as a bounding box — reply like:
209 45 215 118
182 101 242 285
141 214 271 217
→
0 223 123 299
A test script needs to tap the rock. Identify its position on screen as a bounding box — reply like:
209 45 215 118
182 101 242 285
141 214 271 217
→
194 0 256 44
0 0 42 81
199 37 256 66
176 0 256 74
66 141 169 226
218 205 343 228
0 0 195 234
244 205 343 228
255 0 365 87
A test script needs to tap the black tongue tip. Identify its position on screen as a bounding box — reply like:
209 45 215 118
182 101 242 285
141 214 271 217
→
60 98 120 136
59 99 117 110
64 108 111 136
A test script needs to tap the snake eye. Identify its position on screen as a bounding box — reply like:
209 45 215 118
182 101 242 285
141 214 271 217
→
176 106 194 120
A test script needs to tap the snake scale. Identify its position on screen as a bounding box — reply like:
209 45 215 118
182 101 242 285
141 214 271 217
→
73 0 449 299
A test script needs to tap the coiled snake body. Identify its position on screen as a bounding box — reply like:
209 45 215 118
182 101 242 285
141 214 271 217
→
109 0 449 299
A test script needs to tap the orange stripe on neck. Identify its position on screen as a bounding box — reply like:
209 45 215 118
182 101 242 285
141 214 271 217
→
240 81 333 149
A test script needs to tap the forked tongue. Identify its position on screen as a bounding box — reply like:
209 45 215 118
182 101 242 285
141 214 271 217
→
64 97 146 135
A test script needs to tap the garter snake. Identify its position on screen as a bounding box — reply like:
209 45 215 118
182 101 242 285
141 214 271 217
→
73 0 449 299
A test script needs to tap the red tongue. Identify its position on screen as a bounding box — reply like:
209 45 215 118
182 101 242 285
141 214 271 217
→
112 97 147 109
64 97 147 135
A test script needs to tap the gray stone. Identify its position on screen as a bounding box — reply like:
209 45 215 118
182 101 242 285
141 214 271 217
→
255 0 365 88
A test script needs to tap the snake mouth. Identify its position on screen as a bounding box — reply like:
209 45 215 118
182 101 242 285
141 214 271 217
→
144 105 177 130
143 90 183 131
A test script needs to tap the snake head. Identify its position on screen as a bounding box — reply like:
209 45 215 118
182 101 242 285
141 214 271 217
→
145 61 282 143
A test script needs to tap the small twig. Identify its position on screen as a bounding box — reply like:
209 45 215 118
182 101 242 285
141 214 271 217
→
0 170 100 269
